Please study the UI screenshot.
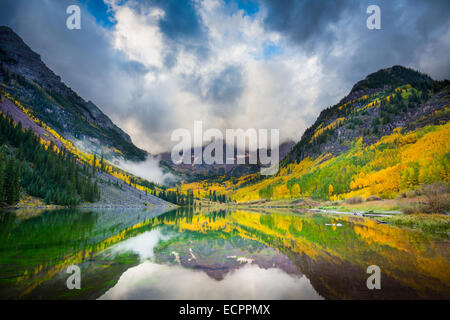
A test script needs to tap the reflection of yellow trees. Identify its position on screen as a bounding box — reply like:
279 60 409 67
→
170 210 449 297
178 218 231 234
351 216 450 292
14 208 449 298
15 217 163 297
330 217 336 231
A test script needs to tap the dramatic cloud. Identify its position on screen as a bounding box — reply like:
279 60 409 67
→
259 0 450 83
260 0 355 52
0 0 449 156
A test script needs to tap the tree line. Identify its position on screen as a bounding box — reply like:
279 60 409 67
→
0 113 100 206
153 189 195 206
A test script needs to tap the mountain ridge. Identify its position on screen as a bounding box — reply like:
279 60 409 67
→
0 26 146 161
284 65 448 165
158 139 295 180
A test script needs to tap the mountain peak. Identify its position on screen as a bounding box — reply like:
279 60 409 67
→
0 25 62 89
350 65 432 94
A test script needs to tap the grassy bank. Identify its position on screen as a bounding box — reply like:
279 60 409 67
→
376 214 450 238
313 195 450 238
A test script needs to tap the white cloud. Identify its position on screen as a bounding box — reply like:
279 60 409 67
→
112 5 165 69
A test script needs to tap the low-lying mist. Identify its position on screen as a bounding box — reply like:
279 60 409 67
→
115 155 178 186
73 137 178 186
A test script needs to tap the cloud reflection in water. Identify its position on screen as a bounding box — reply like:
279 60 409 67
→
100 261 323 300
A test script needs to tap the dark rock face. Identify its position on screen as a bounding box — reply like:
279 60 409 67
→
0 26 62 90
0 26 146 160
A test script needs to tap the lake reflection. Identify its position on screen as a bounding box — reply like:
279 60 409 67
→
100 261 322 300
0 207 449 299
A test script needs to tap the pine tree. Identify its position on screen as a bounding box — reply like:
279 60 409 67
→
100 154 104 172
0 151 5 203
4 157 20 205
92 154 97 176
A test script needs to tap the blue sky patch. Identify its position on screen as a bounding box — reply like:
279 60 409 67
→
79 0 115 28
262 42 283 59
225 0 259 17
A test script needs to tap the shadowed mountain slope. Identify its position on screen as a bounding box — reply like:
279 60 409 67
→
0 26 146 161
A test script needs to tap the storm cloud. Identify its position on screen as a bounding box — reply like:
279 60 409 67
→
259 0 450 82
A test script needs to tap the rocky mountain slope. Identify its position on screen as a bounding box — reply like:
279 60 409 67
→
0 93 170 207
0 26 146 161
285 65 448 165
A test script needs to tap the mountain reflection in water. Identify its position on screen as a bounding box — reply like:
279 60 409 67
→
0 207 448 299
100 261 322 300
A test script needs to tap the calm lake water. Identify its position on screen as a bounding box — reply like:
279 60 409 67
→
0 207 449 299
